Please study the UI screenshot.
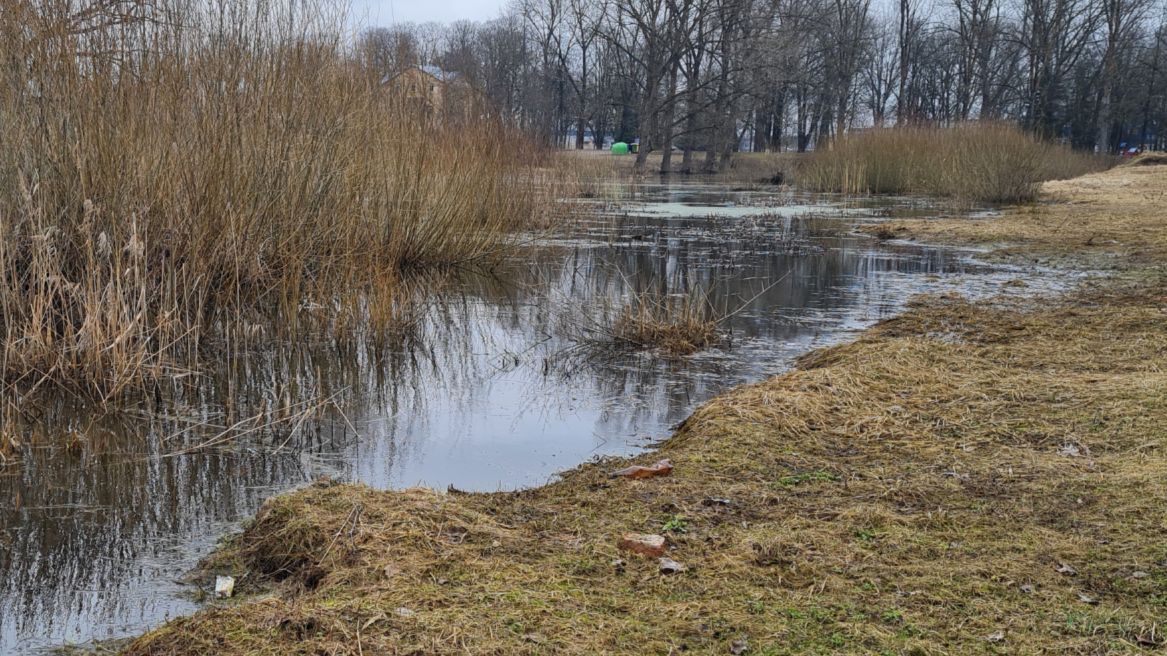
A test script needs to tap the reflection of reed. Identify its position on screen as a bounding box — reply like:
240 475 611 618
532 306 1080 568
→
0 203 978 470
0 414 313 648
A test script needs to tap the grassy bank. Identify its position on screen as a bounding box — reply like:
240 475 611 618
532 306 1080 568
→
0 0 545 400
800 124 1111 203
556 150 795 194
867 157 1167 268
124 166 1167 654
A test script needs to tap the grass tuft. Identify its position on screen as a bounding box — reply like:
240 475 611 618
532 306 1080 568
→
607 289 723 355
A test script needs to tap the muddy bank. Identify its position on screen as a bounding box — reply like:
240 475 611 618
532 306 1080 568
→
125 165 1167 654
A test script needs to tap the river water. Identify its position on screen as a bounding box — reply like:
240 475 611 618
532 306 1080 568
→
0 182 1052 652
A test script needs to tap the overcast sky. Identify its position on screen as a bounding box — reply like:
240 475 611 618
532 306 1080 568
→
350 0 508 26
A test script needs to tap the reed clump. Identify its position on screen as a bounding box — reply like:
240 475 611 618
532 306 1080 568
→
800 123 1111 203
577 288 722 356
611 293 720 355
0 0 544 399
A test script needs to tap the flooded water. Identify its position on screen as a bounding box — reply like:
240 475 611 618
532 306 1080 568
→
0 182 1057 652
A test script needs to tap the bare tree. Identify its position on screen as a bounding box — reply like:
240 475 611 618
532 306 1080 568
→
896 0 925 122
864 12 899 126
373 0 1167 158
1019 0 1101 135
1096 0 1153 150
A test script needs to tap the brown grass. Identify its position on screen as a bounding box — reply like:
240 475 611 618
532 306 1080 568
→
800 123 1113 203
0 0 547 400
863 162 1167 269
1126 151 1167 167
123 164 1167 654
592 288 723 356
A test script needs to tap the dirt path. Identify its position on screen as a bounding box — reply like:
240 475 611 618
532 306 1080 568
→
125 164 1167 655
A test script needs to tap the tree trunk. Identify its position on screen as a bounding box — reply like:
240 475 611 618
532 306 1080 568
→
679 105 700 173
1096 75 1114 153
575 116 586 149
659 64 679 174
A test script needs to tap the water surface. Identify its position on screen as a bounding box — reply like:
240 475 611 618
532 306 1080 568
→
0 182 1054 652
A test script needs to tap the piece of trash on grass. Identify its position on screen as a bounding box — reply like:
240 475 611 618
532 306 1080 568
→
1019 583 1035 594
730 637 749 654
1055 562 1077 576
214 575 235 599
986 630 1005 643
609 459 674 479
1058 442 1089 458
618 533 667 557
658 557 687 574
1078 592 1099 605
701 497 733 507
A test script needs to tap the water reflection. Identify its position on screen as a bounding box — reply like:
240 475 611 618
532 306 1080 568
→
0 183 1037 652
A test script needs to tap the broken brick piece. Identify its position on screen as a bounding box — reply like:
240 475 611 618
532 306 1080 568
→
618 533 667 557
609 459 674 479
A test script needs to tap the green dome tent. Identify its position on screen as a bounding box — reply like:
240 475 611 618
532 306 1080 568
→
611 142 629 155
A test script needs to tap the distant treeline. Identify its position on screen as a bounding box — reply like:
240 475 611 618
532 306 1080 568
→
359 0 1167 171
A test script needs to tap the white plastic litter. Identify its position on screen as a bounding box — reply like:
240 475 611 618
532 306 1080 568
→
214 575 235 599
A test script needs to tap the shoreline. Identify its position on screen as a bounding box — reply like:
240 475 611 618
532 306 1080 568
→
124 163 1167 654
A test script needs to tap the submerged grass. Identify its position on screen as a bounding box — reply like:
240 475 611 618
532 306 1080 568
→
0 0 548 400
800 123 1112 203
584 287 723 356
611 295 720 355
124 167 1167 654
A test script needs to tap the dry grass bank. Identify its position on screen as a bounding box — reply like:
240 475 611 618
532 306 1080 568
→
869 158 1167 268
0 0 546 400
124 166 1167 653
801 123 1112 203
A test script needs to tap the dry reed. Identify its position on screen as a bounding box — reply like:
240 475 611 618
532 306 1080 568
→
570 286 724 356
608 289 721 355
0 0 546 399
800 123 1112 203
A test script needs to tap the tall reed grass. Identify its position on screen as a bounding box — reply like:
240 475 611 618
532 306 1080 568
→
0 0 545 398
799 123 1112 203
